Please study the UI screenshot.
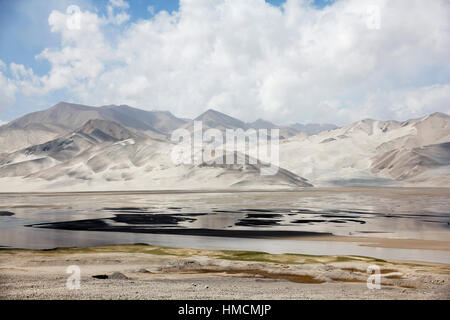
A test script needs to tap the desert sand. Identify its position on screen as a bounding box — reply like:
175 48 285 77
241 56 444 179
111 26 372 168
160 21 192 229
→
1 244 449 300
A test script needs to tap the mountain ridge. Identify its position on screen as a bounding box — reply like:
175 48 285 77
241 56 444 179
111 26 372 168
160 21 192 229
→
0 102 448 190
0 102 187 153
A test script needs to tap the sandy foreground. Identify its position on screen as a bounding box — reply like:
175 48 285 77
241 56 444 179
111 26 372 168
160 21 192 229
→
0 244 449 300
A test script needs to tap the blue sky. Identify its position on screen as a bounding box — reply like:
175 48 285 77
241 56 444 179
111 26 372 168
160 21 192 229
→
0 0 448 125
0 0 176 76
0 0 333 77
0 0 333 122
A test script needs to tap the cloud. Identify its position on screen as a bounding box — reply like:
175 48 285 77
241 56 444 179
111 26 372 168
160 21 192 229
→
36 8 115 92
0 61 18 112
4 0 450 124
359 84 450 121
106 0 130 25
106 2 130 25
109 0 129 9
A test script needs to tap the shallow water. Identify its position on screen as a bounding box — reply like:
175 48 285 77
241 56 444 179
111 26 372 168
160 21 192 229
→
0 188 449 263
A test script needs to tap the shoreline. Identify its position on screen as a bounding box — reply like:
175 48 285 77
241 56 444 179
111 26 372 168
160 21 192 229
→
285 235 450 251
1 185 450 196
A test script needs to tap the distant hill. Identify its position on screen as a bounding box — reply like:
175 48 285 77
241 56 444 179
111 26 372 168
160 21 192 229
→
0 102 448 190
0 102 186 153
0 112 312 191
183 110 298 138
289 123 338 135
280 112 450 186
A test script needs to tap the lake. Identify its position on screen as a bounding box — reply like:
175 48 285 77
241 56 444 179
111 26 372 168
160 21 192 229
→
0 187 449 263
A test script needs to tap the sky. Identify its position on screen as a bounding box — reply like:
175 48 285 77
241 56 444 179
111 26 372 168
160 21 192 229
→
0 0 449 125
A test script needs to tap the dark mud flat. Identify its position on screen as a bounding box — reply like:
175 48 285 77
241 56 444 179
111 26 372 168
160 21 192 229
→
104 207 153 211
292 219 327 224
0 211 14 216
28 217 331 239
236 218 281 226
292 218 366 224
103 207 156 213
25 206 373 238
110 214 195 225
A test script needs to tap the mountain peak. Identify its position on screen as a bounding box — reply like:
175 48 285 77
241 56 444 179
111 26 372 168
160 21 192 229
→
51 101 93 110
194 109 247 129
197 108 226 117
428 112 449 119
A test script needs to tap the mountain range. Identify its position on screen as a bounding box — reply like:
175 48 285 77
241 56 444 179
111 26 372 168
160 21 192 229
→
0 102 448 191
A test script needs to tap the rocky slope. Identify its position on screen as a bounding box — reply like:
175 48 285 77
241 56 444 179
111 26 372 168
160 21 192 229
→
0 117 311 191
0 102 448 190
0 102 187 153
279 113 450 186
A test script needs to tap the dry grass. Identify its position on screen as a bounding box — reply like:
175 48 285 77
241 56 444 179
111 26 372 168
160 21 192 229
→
170 268 325 284
341 267 399 274
330 277 365 283
385 274 404 279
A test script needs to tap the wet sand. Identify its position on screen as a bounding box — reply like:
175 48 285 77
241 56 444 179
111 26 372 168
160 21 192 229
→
288 235 450 251
0 244 449 300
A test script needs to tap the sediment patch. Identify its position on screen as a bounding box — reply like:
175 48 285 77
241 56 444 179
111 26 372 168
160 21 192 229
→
28 218 331 238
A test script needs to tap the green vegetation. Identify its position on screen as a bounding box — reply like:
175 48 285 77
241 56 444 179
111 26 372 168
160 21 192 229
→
0 244 446 275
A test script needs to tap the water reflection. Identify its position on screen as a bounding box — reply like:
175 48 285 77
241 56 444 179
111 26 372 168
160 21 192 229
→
0 188 449 263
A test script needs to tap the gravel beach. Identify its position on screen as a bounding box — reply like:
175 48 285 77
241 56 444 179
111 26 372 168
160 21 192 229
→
1 244 449 300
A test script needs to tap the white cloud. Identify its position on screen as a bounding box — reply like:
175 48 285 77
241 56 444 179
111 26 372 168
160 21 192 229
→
106 4 130 25
358 84 450 121
109 0 129 9
5 0 450 124
0 66 18 112
36 8 113 92
106 0 130 25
